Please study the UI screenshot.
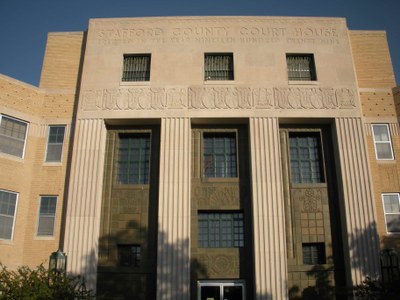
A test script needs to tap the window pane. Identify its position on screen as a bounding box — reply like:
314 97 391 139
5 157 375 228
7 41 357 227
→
118 244 141 267
0 116 28 158
223 286 243 300
383 194 400 233
46 126 65 162
203 133 237 178
302 243 326 265
286 54 317 81
289 133 323 183
372 125 394 160
0 190 18 240
201 286 221 300
205 53 234 80
37 196 57 236
122 54 151 81
198 212 244 248
117 134 151 184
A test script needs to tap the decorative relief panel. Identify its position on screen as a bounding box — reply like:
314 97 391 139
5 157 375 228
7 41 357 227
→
197 253 240 277
81 86 357 111
292 188 323 213
193 186 240 208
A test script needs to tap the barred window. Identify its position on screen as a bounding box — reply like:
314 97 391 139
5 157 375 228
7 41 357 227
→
0 190 18 240
198 212 244 248
37 196 57 236
204 53 234 80
382 193 400 233
286 54 317 81
117 133 151 184
289 132 324 184
45 126 65 162
118 244 141 267
0 115 28 158
204 133 237 178
302 243 326 265
122 54 151 82
372 124 394 160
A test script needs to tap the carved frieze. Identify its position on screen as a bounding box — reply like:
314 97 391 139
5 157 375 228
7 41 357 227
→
81 86 357 111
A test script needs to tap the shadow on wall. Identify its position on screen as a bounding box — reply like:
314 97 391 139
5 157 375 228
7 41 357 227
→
77 218 273 300
288 221 382 300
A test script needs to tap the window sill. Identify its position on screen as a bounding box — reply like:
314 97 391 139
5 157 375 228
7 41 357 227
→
0 152 24 162
204 80 235 85
288 80 319 86
34 236 55 240
43 162 63 167
120 81 150 87
201 177 239 183
376 159 395 163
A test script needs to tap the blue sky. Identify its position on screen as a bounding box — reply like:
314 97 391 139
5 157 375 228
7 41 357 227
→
0 0 399 86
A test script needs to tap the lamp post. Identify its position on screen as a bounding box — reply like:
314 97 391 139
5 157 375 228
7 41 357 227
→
49 249 67 274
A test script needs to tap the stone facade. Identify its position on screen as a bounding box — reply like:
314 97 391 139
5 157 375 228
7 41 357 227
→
0 16 399 300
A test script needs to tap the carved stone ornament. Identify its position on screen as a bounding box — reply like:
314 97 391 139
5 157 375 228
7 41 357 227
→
196 186 240 208
198 253 239 277
81 86 357 111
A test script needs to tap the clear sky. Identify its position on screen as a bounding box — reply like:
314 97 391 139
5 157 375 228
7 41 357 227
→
0 0 399 87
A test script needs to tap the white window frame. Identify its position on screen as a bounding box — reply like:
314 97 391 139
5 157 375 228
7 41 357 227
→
372 124 394 160
0 189 19 241
0 114 29 159
197 280 245 300
382 193 400 233
45 125 66 163
36 195 58 237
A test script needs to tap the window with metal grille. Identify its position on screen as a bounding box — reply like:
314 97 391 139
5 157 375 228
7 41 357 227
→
372 124 394 160
286 54 317 81
45 126 65 162
37 196 57 236
122 54 151 82
117 133 151 184
118 244 141 267
204 53 234 80
0 115 28 158
203 133 237 178
382 193 400 233
198 212 244 248
302 243 326 265
289 132 324 184
0 190 18 240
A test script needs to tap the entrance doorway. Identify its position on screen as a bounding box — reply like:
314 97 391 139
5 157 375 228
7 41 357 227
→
198 281 245 300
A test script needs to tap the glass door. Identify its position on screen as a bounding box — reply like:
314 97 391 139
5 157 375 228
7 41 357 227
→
198 281 245 300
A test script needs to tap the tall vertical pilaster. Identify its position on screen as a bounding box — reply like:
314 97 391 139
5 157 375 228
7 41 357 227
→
336 117 380 285
157 117 191 300
63 118 107 290
250 117 288 300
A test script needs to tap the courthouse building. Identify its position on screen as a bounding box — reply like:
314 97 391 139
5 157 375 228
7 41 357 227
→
0 16 399 299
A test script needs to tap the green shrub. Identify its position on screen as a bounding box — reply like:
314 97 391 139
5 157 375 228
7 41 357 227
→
0 263 93 299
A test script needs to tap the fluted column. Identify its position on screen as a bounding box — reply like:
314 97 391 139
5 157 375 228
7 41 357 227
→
157 117 191 300
63 118 107 290
336 117 380 285
250 117 288 300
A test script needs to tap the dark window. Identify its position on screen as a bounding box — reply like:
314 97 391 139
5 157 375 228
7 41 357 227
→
122 54 151 82
302 243 326 265
37 196 57 236
289 132 324 184
117 133 150 184
382 193 400 233
0 190 18 240
118 244 141 267
204 53 234 80
0 115 28 158
204 133 237 178
198 212 244 248
45 126 65 162
286 54 317 81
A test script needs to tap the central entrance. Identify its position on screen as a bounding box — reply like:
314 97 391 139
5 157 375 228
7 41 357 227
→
198 281 245 300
